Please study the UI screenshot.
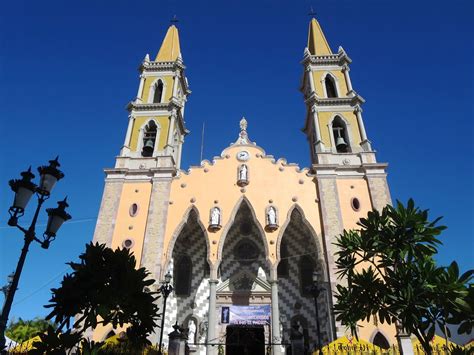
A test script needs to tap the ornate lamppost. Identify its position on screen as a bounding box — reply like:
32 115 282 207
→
307 270 325 354
158 271 173 355
0 158 71 352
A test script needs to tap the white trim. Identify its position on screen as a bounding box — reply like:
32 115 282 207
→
147 78 167 104
136 75 145 101
142 70 176 77
136 118 161 156
309 64 342 71
327 114 354 153
320 72 341 98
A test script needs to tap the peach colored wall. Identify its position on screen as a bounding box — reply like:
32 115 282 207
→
110 182 152 266
162 144 324 271
336 179 397 344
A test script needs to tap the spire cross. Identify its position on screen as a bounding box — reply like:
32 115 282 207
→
170 15 179 24
308 6 317 17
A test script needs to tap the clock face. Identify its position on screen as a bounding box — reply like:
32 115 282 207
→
237 150 250 161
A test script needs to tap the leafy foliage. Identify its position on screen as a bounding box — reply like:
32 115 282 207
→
6 317 55 343
334 199 473 354
33 242 159 352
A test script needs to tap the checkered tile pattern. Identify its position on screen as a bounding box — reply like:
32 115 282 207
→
159 206 330 354
277 210 331 347
220 206 269 281
163 215 210 355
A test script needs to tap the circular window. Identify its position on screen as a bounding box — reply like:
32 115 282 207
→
351 198 361 211
122 239 134 249
129 203 139 217
235 239 259 264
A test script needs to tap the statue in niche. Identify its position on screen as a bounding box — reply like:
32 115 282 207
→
237 164 249 186
187 318 196 344
239 164 248 181
209 207 221 230
268 206 277 225
266 206 278 231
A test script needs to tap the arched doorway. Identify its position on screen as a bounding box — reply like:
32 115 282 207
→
166 209 209 354
218 200 270 355
278 208 329 353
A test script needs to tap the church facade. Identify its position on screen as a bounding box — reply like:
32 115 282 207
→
91 18 396 354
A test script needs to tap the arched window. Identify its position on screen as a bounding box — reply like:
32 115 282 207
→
277 241 289 278
332 116 349 153
174 255 192 296
325 75 338 98
373 332 390 349
153 80 164 103
141 121 157 157
299 255 314 295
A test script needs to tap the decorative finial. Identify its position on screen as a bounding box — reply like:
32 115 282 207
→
308 6 317 17
170 15 179 25
240 117 248 132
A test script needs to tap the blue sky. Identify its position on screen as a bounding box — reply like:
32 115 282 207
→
0 0 473 327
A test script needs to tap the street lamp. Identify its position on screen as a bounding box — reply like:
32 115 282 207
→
0 158 71 352
158 271 173 355
307 270 325 354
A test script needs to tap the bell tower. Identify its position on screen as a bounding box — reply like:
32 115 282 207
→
301 18 373 166
302 17 394 341
119 24 190 170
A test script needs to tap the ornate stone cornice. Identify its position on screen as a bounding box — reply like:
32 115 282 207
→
305 93 365 107
301 50 352 67
126 100 183 112
140 60 185 73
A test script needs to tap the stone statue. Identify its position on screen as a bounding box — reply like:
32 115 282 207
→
210 207 221 226
267 206 277 225
239 164 248 181
188 318 196 344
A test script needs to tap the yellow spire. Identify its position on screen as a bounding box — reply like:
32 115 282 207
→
155 25 181 62
307 18 332 55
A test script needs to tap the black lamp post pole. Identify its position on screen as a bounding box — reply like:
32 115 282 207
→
312 287 322 354
158 272 173 355
0 159 71 353
307 271 326 355
0 196 45 352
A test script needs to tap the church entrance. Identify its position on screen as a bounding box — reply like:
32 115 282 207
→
225 325 265 355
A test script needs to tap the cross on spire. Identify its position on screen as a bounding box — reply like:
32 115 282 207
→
308 6 317 17
170 15 179 25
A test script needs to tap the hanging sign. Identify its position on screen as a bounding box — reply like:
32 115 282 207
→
221 305 271 325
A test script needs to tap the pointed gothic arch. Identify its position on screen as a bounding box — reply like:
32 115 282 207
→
371 331 390 349
163 206 211 279
139 119 160 157
148 78 167 104
216 196 270 271
321 72 340 98
275 205 324 268
325 75 338 98
328 114 353 153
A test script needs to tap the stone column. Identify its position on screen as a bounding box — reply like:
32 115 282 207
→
306 66 315 93
342 65 354 96
165 110 177 156
136 75 145 102
206 279 218 355
123 115 135 148
354 105 372 151
270 279 283 355
311 105 325 153
92 176 124 246
314 172 345 340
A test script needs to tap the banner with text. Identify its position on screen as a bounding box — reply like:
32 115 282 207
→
221 305 271 325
